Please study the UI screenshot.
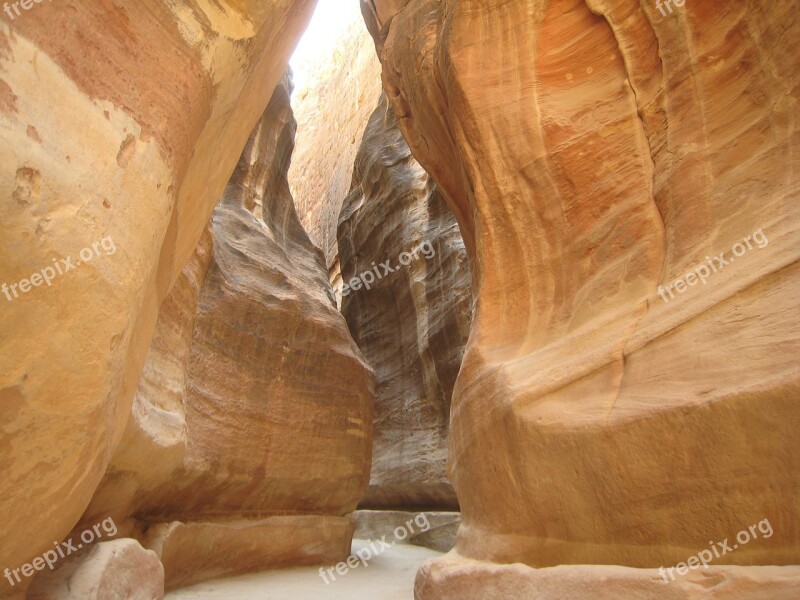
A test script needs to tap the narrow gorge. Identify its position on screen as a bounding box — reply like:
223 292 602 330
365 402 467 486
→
0 1 798 599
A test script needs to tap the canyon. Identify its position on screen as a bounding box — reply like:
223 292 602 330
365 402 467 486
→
0 0 798 599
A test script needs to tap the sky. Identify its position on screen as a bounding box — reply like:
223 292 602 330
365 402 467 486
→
290 0 364 92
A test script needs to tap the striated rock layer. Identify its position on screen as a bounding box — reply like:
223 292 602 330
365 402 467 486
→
362 0 800 593
355 510 461 553
73 73 373 589
416 554 800 600
289 3 383 267
338 93 471 509
0 0 317 575
144 516 354 590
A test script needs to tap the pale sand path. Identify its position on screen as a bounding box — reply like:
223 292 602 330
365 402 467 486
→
166 540 442 600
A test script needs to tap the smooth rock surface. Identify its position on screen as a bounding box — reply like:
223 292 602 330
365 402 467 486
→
0 0 317 573
364 0 800 585
338 94 471 510
354 510 460 553
80 225 213 533
289 2 383 266
78 73 373 585
28 538 164 600
415 554 800 600
144 516 353 591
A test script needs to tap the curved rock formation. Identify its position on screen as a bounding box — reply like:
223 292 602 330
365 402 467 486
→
415 556 800 600
338 93 471 509
0 0 317 575
362 0 800 595
289 5 383 267
77 73 373 588
4 0 798 596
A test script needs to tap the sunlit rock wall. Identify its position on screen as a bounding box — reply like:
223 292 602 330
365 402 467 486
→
0 0 319 576
289 5 383 267
363 0 800 595
338 93 471 510
79 73 373 588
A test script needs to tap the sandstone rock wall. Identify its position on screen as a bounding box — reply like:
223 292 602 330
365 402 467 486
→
354 510 461 552
363 0 800 588
0 0 318 574
338 93 471 510
289 5 383 266
75 73 373 587
416 556 800 600
144 516 353 590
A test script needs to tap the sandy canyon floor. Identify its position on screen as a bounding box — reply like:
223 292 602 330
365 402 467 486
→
166 541 442 600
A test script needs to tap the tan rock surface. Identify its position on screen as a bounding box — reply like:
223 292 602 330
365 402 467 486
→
27 539 164 600
364 0 800 583
144 516 353 590
80 226 213 532
415 553 800 600
338 94 471 509
288 3 383 266
0 0 317 574
78 74 373 581
354 510 461 553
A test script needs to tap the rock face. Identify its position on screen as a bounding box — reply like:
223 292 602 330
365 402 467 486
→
362 0 800 592
0 0 317 575
354 510 460 553
338 93 471 510
288 4 383 267
416 554 800 600
75 73 373 587
144 516 354 590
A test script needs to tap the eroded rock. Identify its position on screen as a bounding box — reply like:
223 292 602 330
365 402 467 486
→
415 554 800 600
27 539 164 600
0 0 317 573
77 73 373 586
143 516 353 590
354 510 460 553
338 94 471 510
289 3 383 267
363 0 800 592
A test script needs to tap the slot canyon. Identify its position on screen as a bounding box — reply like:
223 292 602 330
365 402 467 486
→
0 0 798 598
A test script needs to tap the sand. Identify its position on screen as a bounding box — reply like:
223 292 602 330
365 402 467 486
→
165 540 442 599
